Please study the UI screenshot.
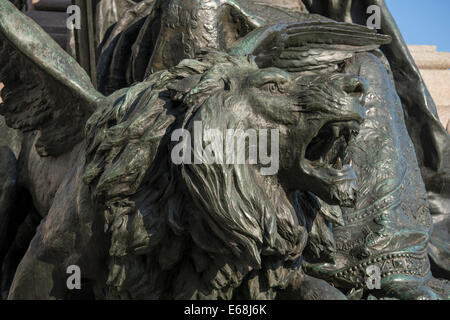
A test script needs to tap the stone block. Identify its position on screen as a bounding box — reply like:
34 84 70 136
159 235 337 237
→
409 45 450 131
419 69 450 107
409 45 450 69
437 105 450 134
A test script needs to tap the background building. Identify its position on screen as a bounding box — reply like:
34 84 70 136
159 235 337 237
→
409 45 450 133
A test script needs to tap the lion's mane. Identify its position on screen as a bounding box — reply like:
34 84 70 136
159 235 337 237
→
83 51 309 299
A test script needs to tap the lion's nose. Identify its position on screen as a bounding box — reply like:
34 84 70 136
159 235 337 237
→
343 77 368 105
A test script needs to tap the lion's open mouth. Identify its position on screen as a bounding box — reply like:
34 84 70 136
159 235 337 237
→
305 120 360 172
300 119 361 207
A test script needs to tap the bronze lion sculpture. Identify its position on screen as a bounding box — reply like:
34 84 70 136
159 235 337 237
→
82 51 367 299
1 40 367 298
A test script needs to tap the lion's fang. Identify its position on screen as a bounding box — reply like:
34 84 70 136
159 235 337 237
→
334 157 343 170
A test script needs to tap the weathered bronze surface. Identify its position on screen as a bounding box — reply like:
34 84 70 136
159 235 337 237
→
0 0 448 299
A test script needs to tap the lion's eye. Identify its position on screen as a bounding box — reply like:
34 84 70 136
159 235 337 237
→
262 82 280 94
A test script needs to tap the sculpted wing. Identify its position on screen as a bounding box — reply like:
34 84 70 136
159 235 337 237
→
231 21 392 72
0 0 104 157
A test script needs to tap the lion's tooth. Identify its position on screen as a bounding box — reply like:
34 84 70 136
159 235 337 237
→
335 157 343 170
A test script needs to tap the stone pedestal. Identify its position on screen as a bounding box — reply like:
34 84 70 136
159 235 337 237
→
409 45 450 133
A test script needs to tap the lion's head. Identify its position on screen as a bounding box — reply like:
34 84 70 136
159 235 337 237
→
83 51 366 299
181 61 367 208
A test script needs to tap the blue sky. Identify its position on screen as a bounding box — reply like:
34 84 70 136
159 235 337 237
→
385 0 450 52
